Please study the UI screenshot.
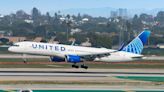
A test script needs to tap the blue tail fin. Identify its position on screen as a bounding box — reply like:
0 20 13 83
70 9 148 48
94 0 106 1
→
121 30 151 54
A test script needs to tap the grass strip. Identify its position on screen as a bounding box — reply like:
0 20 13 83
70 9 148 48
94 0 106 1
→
116 76 164 82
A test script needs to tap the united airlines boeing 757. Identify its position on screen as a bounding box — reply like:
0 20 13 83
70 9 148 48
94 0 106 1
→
8 29 151 69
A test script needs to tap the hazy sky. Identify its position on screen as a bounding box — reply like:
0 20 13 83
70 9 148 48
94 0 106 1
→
0 0 164 14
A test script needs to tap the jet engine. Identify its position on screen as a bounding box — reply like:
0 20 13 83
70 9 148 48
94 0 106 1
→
50 56 65 62
66 55 81 63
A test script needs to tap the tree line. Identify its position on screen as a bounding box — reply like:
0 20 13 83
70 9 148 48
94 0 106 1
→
0 7 164 48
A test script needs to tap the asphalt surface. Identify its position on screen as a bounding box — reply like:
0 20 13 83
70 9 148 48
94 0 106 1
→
0 70 164 77
0 85 164 91
0 69 164 90
0 68 164 77
0 53 163 90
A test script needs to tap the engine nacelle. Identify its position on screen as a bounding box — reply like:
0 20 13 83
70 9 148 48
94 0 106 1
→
50 56 65 62
66 55 81 63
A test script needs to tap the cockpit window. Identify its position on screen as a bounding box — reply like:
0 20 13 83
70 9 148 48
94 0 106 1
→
12 44 19 47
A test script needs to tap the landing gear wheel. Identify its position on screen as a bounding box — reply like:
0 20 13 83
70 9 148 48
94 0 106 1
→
23 60 27 63
81 64 88 69
72 64 79 68
75 65 79 68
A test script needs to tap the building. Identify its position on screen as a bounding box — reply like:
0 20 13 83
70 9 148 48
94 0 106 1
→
82 18 89 22
4 37 26 43
24 19 33 24
157 44 164 49
70 28 82 35
110 11 118 18
33 37 43 42
110 9 128 19
118 8 127 19
0 31 5 38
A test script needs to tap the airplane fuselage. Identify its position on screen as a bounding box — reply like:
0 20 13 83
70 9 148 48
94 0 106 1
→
8 41 143 62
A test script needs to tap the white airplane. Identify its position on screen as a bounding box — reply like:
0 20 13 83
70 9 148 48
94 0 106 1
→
8 30 151 69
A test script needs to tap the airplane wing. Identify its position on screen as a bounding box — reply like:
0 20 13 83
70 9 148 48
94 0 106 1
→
79 50 118 61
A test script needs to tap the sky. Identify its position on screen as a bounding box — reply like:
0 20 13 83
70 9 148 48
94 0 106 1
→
0 0 164 15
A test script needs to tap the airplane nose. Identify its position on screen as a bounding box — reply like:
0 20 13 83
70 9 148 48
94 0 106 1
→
8 47 13 52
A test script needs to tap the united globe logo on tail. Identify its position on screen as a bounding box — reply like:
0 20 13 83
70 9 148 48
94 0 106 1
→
121 30 151 54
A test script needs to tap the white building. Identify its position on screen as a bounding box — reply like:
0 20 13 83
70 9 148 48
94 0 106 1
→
82 18 89 22
70 28 82 35
157 44 164 49
24 19 33 23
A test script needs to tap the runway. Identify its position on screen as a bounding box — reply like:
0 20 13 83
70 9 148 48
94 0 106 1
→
0 68 164 77
0 69 164 90
0 68 163 81
0 70 164 77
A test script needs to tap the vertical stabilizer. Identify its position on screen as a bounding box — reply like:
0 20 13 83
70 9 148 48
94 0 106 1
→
121 30 151 54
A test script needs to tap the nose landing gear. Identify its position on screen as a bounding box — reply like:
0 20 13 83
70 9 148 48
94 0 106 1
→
22 54 27 63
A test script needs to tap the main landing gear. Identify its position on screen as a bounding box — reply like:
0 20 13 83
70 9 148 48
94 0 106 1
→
72 63 88 69
22 54 27 63
72 64 79 68
80 64 88 69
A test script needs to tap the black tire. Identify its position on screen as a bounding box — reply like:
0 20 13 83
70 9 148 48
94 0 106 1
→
72 65 75 68
75 65 79 68
81 65 88 69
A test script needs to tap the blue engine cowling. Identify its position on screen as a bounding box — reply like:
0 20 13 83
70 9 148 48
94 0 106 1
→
50 56 65 62
66 55 81 63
